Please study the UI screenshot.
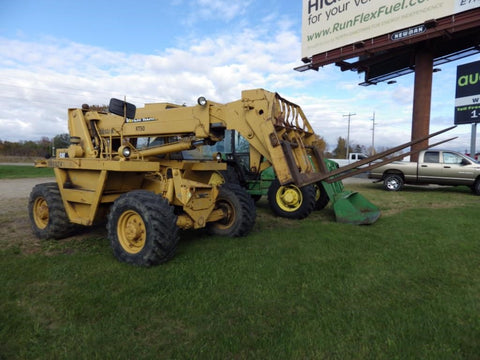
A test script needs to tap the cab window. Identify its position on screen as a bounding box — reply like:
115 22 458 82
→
423 151 439 163
443 152 463 165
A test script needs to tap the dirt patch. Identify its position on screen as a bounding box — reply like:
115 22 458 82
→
0 195 41 254
1 178 66 254
1 177 114 256
0 177 54 201
0 178 56 254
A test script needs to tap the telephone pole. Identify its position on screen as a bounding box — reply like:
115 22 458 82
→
343 113 355 159
371 112 376 155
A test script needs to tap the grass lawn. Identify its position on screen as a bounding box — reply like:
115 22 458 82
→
0 164 53 179
1 176 479 359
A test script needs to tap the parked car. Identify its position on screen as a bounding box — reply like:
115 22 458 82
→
368 149 480 195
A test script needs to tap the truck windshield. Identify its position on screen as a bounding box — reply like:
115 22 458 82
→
462 154 479 164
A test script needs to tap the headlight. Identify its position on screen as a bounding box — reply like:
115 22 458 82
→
119 145 131 158
216 152 222 162
197 96 207 106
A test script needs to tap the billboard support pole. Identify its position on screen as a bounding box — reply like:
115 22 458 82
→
411 46 433 162
471 123 477 157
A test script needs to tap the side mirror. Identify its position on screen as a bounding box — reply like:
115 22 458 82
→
109 98 136 119
461 158 470 166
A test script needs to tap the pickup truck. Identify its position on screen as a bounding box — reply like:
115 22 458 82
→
329 153 369 167
368 149 480 195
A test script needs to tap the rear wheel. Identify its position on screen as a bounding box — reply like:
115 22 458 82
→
207 183 256 237
383 174 404 191
107 190 178 266
267 179 316 219
28 182 79 239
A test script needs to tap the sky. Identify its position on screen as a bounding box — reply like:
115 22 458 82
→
0 0 479 154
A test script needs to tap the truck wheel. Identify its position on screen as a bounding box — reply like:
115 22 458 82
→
383 174 403 191
314 182 330 210
28 182 79 239
107 190 178 266
267 179 316 219
472 179 480 195
207 183 256 237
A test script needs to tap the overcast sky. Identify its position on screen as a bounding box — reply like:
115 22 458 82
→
1 0 479 153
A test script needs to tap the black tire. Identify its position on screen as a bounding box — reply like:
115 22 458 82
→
251 194 262 202
383 174 404 191
107 190 178 266
472 179 480 195
220 165 241 184
267 179 316 219
28 182 80 239
314 182 330 210
207 183 256 237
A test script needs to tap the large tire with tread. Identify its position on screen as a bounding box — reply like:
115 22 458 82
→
207 183 256 237
220 165 241 184
28 182 80 239
107 190 178 266
267 179 316 219
472 179 480 195
314 182 330 210
383 174 404 191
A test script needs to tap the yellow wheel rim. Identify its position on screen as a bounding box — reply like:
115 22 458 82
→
33 197 49 229
276 185 303 212
314 184 321 202
216 199 236 230
117 210 146 254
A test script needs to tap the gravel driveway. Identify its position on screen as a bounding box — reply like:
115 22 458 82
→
0 177 55 200
0 175 372 200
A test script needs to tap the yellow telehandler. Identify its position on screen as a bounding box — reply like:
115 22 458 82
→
29 89 454 266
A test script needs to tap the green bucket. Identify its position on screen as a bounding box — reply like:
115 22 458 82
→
332 190 380 225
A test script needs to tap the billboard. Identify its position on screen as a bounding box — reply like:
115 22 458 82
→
455 60 480 125
302 0 480 58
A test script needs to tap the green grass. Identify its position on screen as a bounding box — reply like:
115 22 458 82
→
1 181 479 359
0 164 54 179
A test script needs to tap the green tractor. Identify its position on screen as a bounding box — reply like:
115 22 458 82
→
213 130 374 223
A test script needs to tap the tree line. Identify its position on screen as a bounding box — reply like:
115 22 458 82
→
0 134 70 158
1 133 380 159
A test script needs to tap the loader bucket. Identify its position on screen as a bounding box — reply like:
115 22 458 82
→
320 159 380 225
331 190 380 225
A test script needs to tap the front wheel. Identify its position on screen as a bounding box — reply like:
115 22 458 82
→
267 179 316 219
472 179 480 195
207 183 256 237
383 174 404 191
28 182 80 239
107 190 178 266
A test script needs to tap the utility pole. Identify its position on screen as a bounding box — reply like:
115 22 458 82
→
371 112 376 155
343 113 355 159
471 123 477 158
